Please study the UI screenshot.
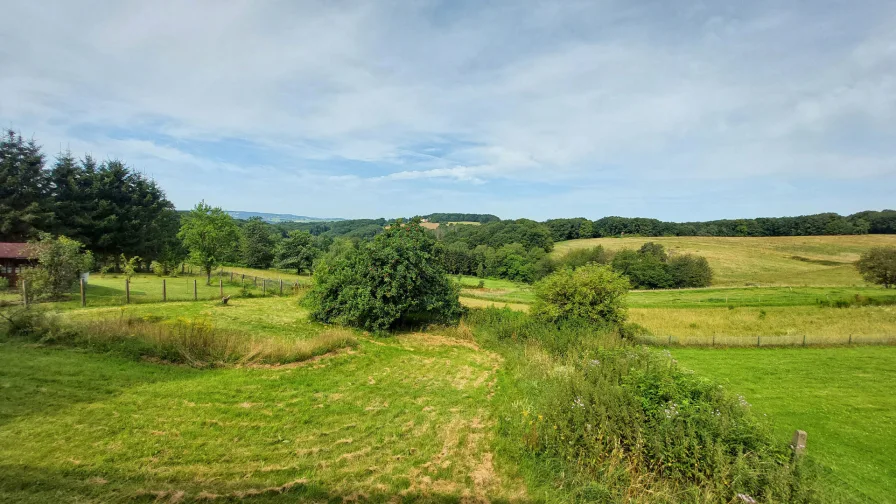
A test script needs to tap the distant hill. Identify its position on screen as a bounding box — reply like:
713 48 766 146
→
226 211 344 223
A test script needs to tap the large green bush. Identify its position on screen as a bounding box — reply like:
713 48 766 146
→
531 264 629 325
307 219 462 331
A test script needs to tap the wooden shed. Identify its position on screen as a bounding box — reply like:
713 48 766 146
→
0 243 30 286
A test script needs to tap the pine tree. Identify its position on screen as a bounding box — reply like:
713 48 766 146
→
0 130 51 241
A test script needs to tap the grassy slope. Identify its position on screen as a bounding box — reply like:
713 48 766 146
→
0 334 527 503
673 347 896 503
553 235 896 286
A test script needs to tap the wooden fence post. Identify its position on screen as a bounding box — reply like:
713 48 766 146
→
230 272 233 282
219 278 223 297
22 280 28 308
279 279 283 295
126 278 130 304
254 276 257 287
162 279 167 301
241 274 245 287
193 279 198 301
262 279 266 297
80 278 86 307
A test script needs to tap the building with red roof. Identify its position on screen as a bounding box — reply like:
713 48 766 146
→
0 243 31 285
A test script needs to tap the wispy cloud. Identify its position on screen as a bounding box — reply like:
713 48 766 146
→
1 0 894 219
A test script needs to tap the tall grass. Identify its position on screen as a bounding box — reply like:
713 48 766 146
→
0 309 356 367
466 307 823 503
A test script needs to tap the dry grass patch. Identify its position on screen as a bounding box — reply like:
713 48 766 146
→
630 305 896 345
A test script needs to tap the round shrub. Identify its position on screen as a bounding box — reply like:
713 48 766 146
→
307 219 462 331
531 264 629 325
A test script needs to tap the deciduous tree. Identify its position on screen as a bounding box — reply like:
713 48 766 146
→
856 247 896 288
240 217 276 269
276 230 318 274
178 201 240 284
20 233 93 301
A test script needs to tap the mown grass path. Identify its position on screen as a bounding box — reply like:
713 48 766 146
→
0 334 528 503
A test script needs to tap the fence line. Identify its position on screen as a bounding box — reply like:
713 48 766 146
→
8 270 308 308
635 333 896 348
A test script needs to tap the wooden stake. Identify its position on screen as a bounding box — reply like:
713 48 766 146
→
219 278 223 297
262 279 266 297
126 278 130 304
193 279 197 301
22 280 28 308
80 278 86 307
279 279 283 295
162 279 167 301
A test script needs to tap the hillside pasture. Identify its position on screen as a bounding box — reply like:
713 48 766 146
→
673 346 896 503
553 235 896 286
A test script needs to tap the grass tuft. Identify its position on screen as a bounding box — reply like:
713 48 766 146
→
1 308 356 367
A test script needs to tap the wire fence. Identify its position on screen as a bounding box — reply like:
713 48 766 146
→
635 333 896 348
11 269 309 308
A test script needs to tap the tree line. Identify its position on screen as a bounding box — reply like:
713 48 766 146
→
1 130 180 266
546 211 896 241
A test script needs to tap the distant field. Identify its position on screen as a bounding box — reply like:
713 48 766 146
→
455 273 896 344
553 235 896 286
674 346 896 502
631 305 896 345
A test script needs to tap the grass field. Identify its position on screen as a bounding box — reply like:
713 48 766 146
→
455 268 896 344
554 235 896 286
0 289 528 502
631 305 896 345
673 347 896 503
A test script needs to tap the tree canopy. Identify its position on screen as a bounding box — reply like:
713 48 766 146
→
178 201 240 283
856 247 896 288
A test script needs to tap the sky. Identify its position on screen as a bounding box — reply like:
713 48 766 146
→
1 0 895 221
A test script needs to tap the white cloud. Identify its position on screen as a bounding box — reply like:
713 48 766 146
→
1 1 895 218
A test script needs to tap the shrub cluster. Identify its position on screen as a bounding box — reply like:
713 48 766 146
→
612 242 712 289
531 264 629 326
465 307 820 502
817 293 896 308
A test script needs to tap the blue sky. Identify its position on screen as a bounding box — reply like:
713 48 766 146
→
2 0 894 220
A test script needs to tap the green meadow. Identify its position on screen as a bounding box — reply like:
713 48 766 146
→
673 347 896 503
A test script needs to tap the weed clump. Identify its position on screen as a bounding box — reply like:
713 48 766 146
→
467 307 822 503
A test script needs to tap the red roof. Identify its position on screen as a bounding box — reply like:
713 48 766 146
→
0 243 29 259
